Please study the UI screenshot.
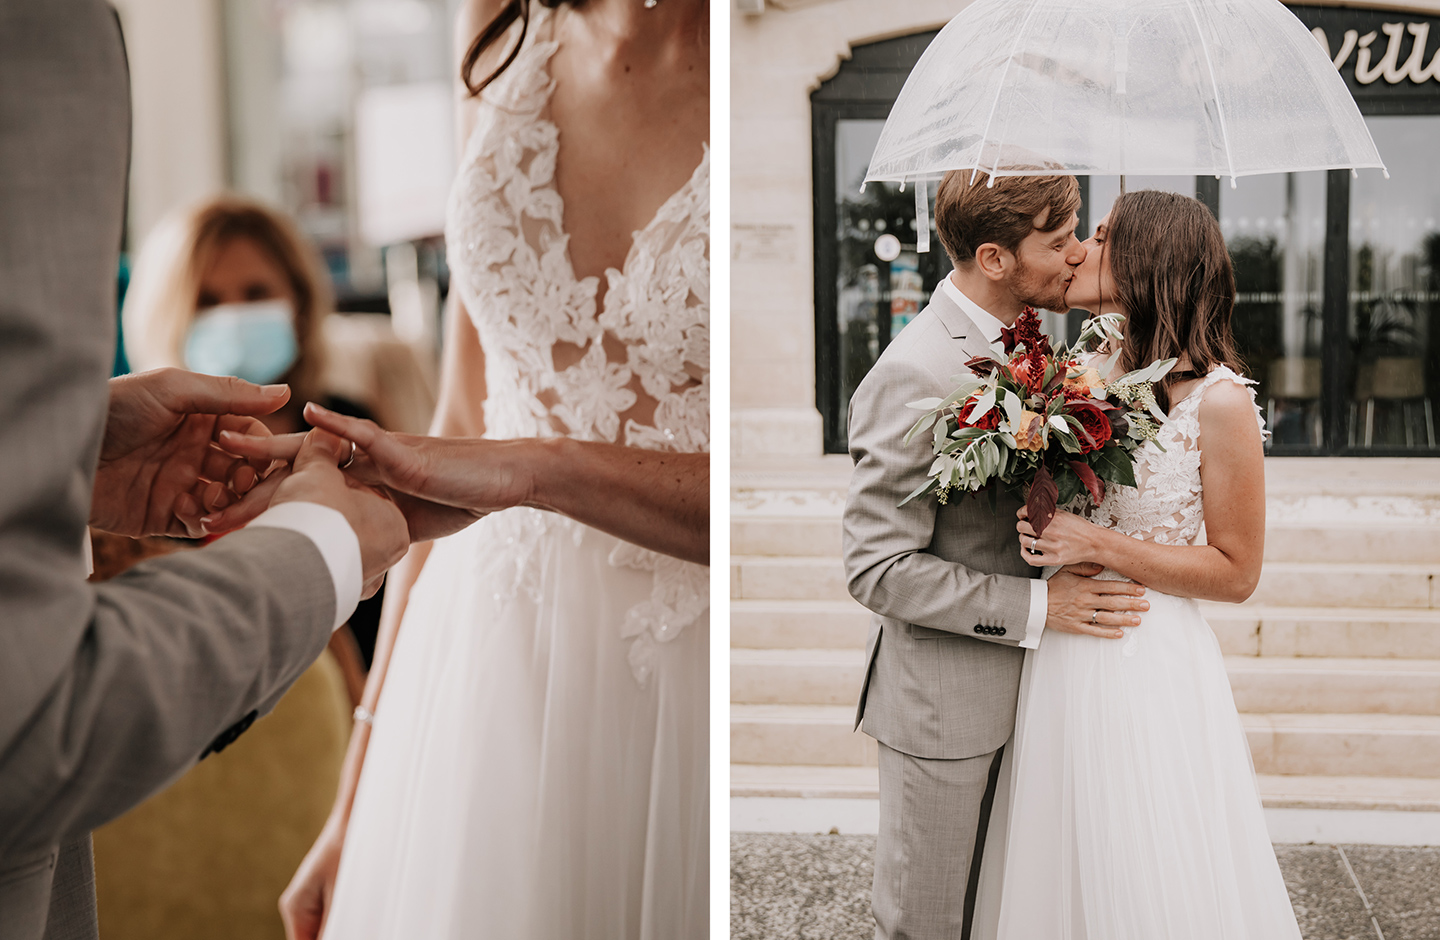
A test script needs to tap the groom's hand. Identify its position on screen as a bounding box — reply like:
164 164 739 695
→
1045 567 1149 638
268 429 410 596
93 369 290 538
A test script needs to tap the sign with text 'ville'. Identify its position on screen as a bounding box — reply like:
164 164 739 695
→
1294 5 1440 112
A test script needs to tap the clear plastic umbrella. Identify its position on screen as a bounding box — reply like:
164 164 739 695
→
865 0 1387 198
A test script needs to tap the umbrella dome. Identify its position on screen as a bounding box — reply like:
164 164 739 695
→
864 0 1387 188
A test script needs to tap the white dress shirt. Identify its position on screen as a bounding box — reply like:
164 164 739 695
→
248 502 363 632
942 274 1050 649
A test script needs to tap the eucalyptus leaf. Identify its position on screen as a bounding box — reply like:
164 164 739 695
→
904 412 938 445
1092 445 1138 488
899 477 935 506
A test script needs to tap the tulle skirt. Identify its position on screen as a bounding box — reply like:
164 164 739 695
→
323 510 708 939
973 587 1301 940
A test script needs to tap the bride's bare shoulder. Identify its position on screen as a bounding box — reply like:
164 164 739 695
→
1196 373 1261 439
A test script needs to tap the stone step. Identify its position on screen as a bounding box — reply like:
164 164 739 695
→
1227 658 1440 715
732 600 1440 659
730 599 871 649
732 650 1440 714
731 704 876 767
1204 606 1440 659
731 556 1439 609
731 556 848 602
732 704 1440 778
1244 713 1440 778
732 514 843 558
1247 562 1438 609
729 763 1440 812
731 514 1440 564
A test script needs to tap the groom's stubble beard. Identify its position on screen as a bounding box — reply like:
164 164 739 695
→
1009 253 1070 314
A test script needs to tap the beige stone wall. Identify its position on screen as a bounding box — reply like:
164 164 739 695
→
112 0 228 248
730 0 975 457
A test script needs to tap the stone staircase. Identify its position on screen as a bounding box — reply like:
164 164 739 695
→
731 456 1440 816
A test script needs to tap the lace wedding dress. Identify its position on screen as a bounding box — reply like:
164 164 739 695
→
972 367 1300 940
321 8 709 938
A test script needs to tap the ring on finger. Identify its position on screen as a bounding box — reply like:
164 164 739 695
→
340 440 356 470
1028 537 1038 555
1090 609 1098 625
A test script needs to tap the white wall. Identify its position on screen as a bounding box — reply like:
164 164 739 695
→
111 0 229 249
730 0 974 457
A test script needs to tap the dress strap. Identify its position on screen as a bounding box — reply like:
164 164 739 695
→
1174 365 1268 438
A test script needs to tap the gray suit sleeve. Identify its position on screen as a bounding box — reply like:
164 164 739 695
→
842 354 1032 640
0 531 336 858
0 0 339 861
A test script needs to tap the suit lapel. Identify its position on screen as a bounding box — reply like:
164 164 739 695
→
928 283 1004 368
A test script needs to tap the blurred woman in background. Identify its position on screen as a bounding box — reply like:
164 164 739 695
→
124 195 355 438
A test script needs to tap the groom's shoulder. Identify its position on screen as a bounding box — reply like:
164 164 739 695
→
863 303 961 390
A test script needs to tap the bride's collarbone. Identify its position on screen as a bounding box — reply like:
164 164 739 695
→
545 59 706 281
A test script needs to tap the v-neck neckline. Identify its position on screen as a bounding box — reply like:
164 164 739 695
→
530 6 708 308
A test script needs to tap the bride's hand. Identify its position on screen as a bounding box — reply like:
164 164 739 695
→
1016 506 1104 568
279 822 345 940
209 404 513 541
297 402 535 511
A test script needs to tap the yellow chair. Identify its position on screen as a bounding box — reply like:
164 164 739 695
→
92 652 350 940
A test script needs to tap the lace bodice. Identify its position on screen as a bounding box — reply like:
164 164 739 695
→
1085 366 1266 550
444 8 708 450
443 4 709 683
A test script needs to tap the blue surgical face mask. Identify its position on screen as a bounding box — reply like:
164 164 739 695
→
183 299 299 385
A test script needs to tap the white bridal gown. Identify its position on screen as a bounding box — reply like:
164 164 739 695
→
973 367 1301 940
321 7 710 938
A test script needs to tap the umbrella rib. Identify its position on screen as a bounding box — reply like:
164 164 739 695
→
973 0 1046 184
1180 0 1236 184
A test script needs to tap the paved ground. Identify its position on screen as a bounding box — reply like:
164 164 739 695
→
731 834 1440 940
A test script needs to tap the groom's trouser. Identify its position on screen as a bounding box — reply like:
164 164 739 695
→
872 742 1004 940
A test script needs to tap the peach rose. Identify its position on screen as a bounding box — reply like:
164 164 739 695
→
1063 367 1105 396
1014 410 1046 451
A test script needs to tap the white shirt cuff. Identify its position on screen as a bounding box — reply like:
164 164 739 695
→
246 501 362 632
1020 578 1048 649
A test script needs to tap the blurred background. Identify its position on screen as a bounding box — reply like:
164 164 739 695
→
92 2 470 937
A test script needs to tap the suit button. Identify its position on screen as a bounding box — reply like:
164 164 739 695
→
973 624 984 634
996 627 1007 636
201 709 258 760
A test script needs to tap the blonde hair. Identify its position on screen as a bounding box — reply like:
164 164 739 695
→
122 194 331 401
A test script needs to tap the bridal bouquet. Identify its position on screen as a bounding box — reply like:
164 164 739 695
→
900 308 1175 536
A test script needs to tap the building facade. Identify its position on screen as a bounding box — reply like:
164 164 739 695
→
732 0 1440 460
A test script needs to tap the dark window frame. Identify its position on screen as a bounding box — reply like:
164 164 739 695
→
813 9 1440 457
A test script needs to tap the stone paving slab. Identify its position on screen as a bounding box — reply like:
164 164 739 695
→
732 834 1440 940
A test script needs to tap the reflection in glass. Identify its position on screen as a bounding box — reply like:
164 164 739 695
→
834 119 950 434
1347 117 1440 450
1220 172 1328 449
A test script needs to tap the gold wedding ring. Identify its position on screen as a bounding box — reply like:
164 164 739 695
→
340 440 356 469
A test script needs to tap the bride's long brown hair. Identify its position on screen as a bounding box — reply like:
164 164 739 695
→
1103 190 1245 413
461 0 585 97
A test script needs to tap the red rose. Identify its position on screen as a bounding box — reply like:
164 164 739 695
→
1067 400 1113 453
959 396 1000 430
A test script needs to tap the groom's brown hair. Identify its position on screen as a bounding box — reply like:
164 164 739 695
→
934 170 1080 268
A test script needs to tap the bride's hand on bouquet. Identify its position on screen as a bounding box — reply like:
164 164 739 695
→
1016 506 1105 568
279 821 345 940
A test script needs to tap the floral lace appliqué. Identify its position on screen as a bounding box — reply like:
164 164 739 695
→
443 6 708 683
1087 365 1266 550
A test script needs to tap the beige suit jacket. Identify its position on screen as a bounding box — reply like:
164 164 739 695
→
843 284 1040 761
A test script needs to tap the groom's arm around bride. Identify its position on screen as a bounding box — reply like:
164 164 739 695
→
0 5 409 939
